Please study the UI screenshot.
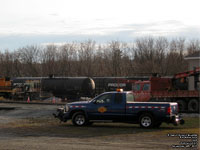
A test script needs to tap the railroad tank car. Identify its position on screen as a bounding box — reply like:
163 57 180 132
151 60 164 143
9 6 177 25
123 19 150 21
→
41 77 95 99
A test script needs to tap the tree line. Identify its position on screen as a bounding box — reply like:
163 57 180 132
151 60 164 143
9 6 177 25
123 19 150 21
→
0 37 199 77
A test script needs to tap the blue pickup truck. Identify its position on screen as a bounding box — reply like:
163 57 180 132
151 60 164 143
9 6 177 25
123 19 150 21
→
53 90 184 128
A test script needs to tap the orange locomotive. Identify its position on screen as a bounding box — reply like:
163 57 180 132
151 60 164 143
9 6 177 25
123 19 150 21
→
0 77 12 98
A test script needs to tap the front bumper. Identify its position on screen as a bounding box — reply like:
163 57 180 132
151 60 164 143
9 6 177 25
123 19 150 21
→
53 108 69 122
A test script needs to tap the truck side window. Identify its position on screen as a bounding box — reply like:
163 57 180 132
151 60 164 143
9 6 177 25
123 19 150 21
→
126 93 134 102
95 94 112 104
143 84 150 91
114 93 123 104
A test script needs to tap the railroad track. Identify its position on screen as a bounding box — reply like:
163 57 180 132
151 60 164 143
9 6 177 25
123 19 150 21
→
0 100 65 105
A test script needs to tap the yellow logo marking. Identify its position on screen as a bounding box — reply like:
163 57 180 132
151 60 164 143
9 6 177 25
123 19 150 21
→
98 107 107 113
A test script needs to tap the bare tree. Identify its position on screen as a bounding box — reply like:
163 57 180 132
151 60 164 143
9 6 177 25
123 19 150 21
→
187 39 200 54
0 50 14 77
41 45 58 76
133 37 156 74
77 40 95 76
166 38 187 75
0 37 199 78
18 45 40 76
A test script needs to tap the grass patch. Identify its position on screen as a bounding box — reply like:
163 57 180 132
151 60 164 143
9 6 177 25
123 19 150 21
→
0 116 198 150
1 117 199 138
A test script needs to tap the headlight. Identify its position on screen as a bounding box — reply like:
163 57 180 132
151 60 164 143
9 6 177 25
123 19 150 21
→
65 105 69 112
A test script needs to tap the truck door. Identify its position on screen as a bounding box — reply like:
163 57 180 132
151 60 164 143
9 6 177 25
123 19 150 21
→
88 93 114 120
109 93 126 121
132 83 141 101
142 83 151 102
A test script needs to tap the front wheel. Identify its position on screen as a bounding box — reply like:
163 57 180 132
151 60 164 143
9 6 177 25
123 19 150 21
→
72 112 87 126
139 113 154 128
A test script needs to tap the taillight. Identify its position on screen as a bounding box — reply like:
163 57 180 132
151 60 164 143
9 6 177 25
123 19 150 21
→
167 106 171 115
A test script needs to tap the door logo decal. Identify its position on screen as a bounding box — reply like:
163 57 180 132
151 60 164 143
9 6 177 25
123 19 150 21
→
98 107 107 113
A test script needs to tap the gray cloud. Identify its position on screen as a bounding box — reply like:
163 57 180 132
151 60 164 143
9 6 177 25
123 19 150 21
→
49 13 59 17
0 20 199 51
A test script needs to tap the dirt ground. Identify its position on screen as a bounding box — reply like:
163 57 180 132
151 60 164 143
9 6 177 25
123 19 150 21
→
0 103 199 150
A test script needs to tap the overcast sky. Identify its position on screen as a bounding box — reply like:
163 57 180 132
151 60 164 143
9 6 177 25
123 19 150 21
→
0 0 200 50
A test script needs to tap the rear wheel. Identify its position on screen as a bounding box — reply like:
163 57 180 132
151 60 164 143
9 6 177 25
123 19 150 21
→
72 112 87 126
139 113 154 128
188 99 199 112
177 100 187 112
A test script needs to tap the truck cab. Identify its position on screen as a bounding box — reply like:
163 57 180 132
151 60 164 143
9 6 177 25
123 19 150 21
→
87 90 133 121
132 80 151 102
132 77 174 102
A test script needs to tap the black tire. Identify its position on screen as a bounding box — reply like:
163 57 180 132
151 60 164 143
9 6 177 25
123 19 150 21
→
72 112 87 126
139 113 154 128
188 99 199 112
177 100 187 112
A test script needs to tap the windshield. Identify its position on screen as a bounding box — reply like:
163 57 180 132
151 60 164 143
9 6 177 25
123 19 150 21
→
143 83 150 91
132 84 140 91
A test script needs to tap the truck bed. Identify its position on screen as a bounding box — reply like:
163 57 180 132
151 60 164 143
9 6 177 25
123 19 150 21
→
126 102 178 115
